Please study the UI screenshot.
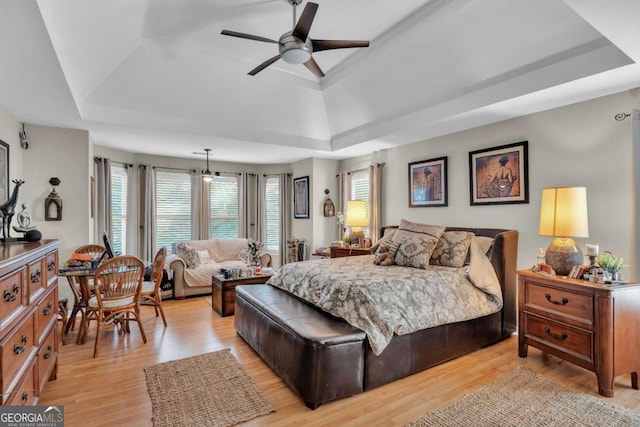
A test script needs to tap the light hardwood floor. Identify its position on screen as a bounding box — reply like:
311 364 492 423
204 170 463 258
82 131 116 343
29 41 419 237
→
40 296 640 426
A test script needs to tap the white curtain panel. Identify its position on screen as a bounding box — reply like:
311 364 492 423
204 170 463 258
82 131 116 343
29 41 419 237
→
279 173 292 264
632 109 640 281
141 165 156 262
369 163 383 242
125 164 140 257
93 157 112 243
239 173 250 238
191 173 210 240
337 172 349 240
256 174 266 243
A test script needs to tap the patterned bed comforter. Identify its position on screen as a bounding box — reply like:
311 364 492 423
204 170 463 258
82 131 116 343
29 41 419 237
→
266 255 503 355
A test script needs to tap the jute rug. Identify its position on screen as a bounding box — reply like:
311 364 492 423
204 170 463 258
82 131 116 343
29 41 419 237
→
408 367 640 427
144 349 274 427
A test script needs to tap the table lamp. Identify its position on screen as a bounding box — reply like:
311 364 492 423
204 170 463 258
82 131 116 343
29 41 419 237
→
345 200 368 246
538 187 589 276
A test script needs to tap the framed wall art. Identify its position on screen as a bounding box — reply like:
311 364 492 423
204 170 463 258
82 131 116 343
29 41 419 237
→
408 156 447 207
0 139 8 204
469 141 529 205
293 175 310 219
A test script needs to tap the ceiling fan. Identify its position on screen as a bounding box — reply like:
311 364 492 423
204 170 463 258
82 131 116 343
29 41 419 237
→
221 0 370 78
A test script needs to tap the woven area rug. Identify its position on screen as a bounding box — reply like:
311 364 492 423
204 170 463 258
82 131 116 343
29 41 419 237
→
408 367 640 427
144 349 274 427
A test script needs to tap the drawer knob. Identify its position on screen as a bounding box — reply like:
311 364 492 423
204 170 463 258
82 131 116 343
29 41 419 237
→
47 261 56 272
43 302 53 315
545 293 569 306
22 391 29 403
545 326 568 341
3 284 19 302
13 334 28 354
31 270 41 283
44 345 53 360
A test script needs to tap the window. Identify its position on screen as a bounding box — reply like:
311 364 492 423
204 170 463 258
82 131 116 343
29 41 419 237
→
156 170 191 253
350 169 370 236
110 164 128 255
264 176 280 252
210 175 239 239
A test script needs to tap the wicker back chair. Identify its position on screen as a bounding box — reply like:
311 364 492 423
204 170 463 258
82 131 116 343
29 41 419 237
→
85 255 147 357
141 247 168 327
64 244 107 338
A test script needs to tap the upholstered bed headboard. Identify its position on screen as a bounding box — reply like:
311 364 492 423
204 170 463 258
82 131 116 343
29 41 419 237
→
379 225 518 336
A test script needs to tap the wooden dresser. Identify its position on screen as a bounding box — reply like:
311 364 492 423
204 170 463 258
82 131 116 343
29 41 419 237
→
518 269 640 397
0 240 60 405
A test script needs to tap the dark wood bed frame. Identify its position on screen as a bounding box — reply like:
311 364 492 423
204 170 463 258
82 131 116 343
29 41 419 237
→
234 227 518 409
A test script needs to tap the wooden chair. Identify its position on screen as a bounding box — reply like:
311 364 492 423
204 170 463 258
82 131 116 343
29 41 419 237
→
141 247 168 327
84 255 147 358
65 244 106 336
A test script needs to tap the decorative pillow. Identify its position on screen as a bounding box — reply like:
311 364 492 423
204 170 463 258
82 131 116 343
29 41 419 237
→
175 243 200 269
369 227 398 253
464 236 495 265
197 250 211 264
238 239 264 265
430 231 475 268
398 219 446 237
393 230 440 269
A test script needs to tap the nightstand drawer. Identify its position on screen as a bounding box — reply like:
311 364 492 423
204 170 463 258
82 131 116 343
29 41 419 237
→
524 313 593 363
525 282 593 327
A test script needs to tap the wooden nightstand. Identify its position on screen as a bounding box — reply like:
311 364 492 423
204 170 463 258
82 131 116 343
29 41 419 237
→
517 269 640 397
329 247 371 258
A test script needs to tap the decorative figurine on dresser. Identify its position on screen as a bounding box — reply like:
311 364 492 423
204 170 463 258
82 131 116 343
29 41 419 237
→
0 179 25 242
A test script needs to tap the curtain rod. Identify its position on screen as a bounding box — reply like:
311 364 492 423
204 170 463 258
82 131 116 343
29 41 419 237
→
94 157 133 168
141 165 197 173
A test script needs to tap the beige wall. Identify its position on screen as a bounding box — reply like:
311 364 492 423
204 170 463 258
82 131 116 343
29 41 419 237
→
366 90 640 278
5 89 640 280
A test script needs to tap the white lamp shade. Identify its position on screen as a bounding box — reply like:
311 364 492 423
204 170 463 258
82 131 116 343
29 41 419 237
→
345 200 368 228
539 187 589 238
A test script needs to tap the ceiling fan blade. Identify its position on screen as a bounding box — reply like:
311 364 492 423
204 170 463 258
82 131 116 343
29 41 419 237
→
248 55 281 76
311 39 370 52
303 56 325 78
292 2 318 41
221 30 279 44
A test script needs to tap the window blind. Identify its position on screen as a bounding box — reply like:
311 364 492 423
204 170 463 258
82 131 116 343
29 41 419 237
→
210 175 239 239
156 170 191 253
265 176 280 251
111 165 128 255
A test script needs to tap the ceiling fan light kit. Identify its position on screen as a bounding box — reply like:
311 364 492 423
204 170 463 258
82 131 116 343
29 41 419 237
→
221 0 370 78
202 148 213 182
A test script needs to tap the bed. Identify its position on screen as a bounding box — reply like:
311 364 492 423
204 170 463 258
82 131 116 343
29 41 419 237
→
234 224 518 408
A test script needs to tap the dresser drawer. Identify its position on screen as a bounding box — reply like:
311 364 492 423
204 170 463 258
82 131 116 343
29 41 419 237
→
525 282 593 327
45 251 58 287
27 259 46 304
1 311 36 401
36 324 57 393
524 313 593 364
5 357 37 406
0 268 27 334
35 287 57 345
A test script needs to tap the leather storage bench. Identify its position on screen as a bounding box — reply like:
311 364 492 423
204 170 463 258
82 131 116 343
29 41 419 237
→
234 285 366 409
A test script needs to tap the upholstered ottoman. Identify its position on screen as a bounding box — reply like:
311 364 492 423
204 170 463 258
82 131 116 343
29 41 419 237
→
234 285 366 409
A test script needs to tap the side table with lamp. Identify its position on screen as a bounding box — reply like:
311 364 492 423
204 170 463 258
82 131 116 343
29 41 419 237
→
520 185 640 397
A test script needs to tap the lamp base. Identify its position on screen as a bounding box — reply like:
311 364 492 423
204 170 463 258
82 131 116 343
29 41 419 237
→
545 237 584 276
349 227 365 247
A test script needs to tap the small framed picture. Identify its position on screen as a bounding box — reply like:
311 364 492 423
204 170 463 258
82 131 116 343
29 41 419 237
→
469 141 529 205
408 156 447 207
293 176 310 219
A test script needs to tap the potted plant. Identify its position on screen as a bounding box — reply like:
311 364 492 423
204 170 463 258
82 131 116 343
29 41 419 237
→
596 251 624 282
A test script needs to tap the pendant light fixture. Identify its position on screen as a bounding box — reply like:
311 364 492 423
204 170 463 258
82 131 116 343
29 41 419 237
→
202 148 213 182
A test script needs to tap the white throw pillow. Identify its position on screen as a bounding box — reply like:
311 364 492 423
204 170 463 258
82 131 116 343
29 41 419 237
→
197 250 211 264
